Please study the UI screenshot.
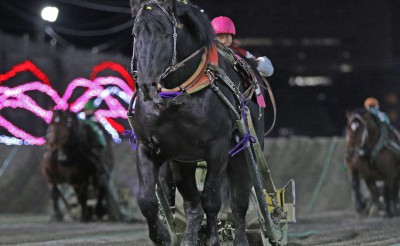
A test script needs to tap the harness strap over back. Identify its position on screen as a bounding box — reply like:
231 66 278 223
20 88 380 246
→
158 45 219 94
216 42 258 102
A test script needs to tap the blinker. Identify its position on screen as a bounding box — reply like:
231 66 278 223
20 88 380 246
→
146 6 152 10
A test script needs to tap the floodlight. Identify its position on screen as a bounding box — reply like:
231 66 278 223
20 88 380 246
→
41 6 59 22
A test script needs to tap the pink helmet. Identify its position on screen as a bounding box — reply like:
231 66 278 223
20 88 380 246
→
211 16 236 35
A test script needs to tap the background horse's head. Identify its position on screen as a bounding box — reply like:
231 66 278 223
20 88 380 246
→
346 108 380 155
130 0 214 101
47 110 80 163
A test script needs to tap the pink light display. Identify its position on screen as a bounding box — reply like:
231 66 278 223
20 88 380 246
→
0 60 135 145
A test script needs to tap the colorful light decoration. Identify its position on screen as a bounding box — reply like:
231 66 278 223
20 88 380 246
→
0 60 50 86
0 60 135 145
91 61 136 90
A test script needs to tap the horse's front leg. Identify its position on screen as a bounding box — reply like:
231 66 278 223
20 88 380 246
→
351 170 366 213
171 161 203 246
365 178 380 216
136 145 171 245
95 184 107 220
393 179 400 216
159 161 177 212
203 154 229 246
383 180 397 218
75 184 91 222
50 184 64 221
228 154 252 246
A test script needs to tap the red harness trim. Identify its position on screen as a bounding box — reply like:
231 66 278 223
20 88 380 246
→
158 44 218 94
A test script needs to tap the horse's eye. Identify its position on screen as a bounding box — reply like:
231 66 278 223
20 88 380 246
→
351 122 358 131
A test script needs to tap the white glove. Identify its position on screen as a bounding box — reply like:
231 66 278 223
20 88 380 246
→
256 56 274 77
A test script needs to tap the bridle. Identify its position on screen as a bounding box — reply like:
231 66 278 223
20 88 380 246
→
130 0 205 82
348 113 369 149
130 1 177 80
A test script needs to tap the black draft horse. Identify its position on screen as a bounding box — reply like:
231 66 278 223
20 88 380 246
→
346 108 400 217
130 0 266 245
41 110 115 222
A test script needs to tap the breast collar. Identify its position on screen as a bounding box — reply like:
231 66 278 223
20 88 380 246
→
157 44 218 95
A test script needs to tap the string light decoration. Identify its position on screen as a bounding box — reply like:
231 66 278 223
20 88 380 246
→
0 60 135 145
0 60 51 86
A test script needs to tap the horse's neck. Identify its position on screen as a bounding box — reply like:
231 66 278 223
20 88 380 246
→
66 119 83 148
364 125 378 146
161 47 203 88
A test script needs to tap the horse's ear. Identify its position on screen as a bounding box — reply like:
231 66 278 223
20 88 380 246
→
130 0 144 16
346 110 352 119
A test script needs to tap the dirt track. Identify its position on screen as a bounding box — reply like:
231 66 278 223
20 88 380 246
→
1 138 399 245
1 211 400 245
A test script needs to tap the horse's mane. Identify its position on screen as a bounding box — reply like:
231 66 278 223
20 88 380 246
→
135 1 214 48
351 108 368 115
177 3 215 47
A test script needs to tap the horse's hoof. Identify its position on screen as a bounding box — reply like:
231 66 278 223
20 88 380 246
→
383 211 393 218
149 223 171 245
234 234 249 246
80 214 92 223
50 213 64 222
180 236 198 246
206 236 220 246
355 201 367 212
95 206 107 220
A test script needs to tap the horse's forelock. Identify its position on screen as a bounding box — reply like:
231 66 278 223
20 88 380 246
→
136 5 171 34
135 1 214 47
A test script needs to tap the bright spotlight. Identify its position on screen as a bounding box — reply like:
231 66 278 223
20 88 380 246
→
41 6 59 22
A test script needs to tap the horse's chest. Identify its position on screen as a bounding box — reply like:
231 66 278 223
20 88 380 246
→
134 98 233 159
136 105 210 139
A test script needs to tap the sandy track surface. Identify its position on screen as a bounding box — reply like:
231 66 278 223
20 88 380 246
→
1 211 400 245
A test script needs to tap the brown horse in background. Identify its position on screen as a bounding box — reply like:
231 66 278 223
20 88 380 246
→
41 110 115 222
346 108 400 217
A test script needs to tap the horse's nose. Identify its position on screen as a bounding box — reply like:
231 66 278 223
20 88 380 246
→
57 152 67 162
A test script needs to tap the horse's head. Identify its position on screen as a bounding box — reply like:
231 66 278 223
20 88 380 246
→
130 0 214 102
47 110 79 163
345 108 380 155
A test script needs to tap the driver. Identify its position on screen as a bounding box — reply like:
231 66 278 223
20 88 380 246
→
364 97 390 124
211 16 274 77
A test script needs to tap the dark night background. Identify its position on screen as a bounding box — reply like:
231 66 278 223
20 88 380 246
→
1 0 400 137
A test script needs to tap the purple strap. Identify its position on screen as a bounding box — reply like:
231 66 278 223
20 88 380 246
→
229 133 257 156
123 130 137 150
158 91 182 98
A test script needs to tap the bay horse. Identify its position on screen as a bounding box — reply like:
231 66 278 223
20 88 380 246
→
41 110 115 222
346 108 400 217
129 0 266 245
